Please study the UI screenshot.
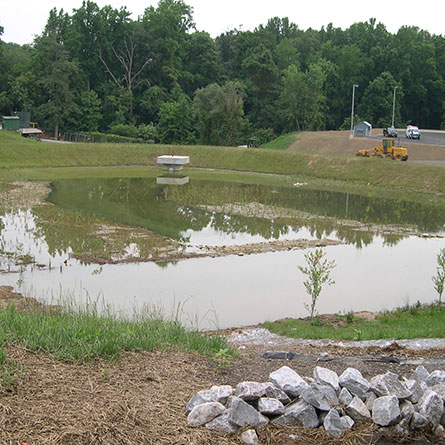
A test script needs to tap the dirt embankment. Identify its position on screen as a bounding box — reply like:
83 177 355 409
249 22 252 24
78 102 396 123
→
289 130 445 161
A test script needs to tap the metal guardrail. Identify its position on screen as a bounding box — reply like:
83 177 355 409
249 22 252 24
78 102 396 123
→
63 132 152 144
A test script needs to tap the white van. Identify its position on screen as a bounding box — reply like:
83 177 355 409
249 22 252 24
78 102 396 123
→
406 125 421 139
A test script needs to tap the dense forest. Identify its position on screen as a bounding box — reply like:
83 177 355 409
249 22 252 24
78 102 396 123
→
0 0 444 145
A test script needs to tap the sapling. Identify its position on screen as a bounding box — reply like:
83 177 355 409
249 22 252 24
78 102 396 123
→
298 248 336 320
432 248 445 306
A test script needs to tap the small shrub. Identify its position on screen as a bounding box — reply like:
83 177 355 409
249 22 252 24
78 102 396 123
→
137 123 158 142
298 248 336 319
346 311 355 324
109 124 139 138
432 248 445 305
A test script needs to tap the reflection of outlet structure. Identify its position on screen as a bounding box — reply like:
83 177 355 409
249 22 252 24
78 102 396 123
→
157 155 190 172
156 176 189 185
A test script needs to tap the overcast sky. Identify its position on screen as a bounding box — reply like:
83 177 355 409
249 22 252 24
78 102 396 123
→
1 0 443 45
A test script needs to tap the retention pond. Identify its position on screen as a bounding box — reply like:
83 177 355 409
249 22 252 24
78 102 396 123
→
1 177 444 329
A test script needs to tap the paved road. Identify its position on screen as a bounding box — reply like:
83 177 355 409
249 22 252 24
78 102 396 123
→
368 130 445 146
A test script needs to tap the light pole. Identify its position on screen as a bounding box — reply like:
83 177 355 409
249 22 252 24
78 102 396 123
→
391 86 398 128
350 84 359 138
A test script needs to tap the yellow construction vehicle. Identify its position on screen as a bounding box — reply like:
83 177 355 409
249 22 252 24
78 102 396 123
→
355 138 408 161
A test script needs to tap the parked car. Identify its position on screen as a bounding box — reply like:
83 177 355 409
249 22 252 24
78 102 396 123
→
406 125 421 139
383 126 398 137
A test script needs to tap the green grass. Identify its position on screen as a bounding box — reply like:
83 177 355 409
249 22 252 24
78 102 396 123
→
264 304 445 340
0 334 21 391
261 132 298 150
0 303 233 363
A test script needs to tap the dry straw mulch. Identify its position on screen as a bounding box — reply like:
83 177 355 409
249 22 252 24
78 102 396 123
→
1 344 441 445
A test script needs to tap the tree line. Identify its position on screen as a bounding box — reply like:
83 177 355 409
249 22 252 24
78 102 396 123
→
0 0 444 144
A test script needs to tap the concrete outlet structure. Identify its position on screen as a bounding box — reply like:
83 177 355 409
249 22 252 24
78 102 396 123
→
157 155 190 172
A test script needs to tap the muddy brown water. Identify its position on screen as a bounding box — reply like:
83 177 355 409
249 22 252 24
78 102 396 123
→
1 178 444 330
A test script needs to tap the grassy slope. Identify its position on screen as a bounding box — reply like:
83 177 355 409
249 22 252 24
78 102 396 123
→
0 131 444 196
265 304 445 341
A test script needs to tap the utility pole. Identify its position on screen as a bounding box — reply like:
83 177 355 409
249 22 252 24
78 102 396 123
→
350 84 359 138
391 86 398 128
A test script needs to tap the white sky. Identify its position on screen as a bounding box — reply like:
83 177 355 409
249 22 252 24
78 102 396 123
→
1 0 443 45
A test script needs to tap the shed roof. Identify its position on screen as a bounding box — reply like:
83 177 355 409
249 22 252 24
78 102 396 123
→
20 128 43 135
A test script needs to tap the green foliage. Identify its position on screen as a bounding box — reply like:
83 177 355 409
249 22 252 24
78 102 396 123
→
298 248 336 319
0 91 12 115
357 72 403 127
194 80 244 145
157 86 197 144
211 347 234 369
76 90 102 132
432 248 445 305
278 62 327 132
109 123 139 138
33 31 81 137
2 6 445 137
137 123 158 141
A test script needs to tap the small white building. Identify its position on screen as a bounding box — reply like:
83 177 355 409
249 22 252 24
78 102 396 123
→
353 121 372 137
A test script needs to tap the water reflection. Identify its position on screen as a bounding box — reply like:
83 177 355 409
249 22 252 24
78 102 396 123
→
156 176 190 185
1 205 443 330
45 178 445 248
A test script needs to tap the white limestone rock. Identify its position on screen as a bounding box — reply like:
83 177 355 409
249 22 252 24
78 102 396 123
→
403 378 424 404
258 397 285 416
185 394 206 415
300 383 338 411
418 389 444 427
429 384 445 402
365 391 377 411
323 408 344 438
370 372 411 399
339 368 370 400
263 382 292 405
410 365 430 384
272 400 319 428
269 366 309 398
399 400 415 421
426 370 445 387
227 396 269 428
372 395 401 427
240 429 259 445
205 412 238 433
187 402 226 427
313 366 340 391
339 387 353 406
198 385 233 404
411 412 428 429
346 396 371 421
234 382 267 401
340 415 354 430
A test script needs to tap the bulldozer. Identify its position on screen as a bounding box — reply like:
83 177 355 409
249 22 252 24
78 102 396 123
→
355 138 408 161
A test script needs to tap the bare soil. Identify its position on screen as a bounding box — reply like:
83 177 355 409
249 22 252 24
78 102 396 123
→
289 130 445 161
